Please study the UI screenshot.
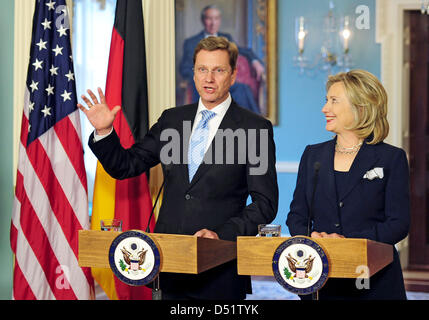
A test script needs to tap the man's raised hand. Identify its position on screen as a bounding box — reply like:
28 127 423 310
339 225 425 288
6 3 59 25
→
77 87 121 136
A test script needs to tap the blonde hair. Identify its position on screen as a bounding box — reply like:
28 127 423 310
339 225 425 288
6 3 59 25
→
193 36 239 71
326 69 389 144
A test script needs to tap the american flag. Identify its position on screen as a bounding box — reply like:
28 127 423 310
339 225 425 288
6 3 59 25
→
10 0 94 299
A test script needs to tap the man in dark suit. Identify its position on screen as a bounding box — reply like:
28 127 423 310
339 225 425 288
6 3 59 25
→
78 36 278 300
179 4 264 113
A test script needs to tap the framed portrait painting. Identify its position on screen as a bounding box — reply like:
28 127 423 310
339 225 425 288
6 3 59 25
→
175 0 278 125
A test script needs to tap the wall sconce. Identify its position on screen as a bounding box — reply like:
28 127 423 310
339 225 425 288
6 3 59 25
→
293 16 309 72
421 0 429 14
337 16 353 71
293 1 354 76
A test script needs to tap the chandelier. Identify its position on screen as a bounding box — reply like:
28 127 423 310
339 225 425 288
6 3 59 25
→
293 1 353 76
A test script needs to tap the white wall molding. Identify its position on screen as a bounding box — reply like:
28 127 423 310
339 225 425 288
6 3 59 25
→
142 0 176 126
13 1 35 183
376 0 421 148
375 0 422 267
141 0 176 200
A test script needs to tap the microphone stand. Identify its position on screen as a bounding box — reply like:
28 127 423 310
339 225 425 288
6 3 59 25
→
307 162 320 237
308 162 320 301
152 277 162 300
145 177 166 233
145 166 169 300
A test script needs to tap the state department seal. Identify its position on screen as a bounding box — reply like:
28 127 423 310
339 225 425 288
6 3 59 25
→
109 230 161 286
272 236 329 295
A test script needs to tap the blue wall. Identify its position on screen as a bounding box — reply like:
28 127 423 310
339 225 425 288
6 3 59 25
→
0 0 15 299
271 0 380 233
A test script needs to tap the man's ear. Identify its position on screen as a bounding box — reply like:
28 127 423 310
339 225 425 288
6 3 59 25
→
230 68 237 86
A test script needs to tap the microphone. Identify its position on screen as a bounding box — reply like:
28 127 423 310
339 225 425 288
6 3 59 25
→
307 161 321 237
144 165 171 300
145 164 171 233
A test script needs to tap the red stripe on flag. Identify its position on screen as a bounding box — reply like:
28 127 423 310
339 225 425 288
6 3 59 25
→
15 172 78 300
10 220 17 254
54 115 88 192
19 113 29 147
12 262 37 300
25 137 83 258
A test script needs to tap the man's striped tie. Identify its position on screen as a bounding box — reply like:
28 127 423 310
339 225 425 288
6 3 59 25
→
188 110 216 181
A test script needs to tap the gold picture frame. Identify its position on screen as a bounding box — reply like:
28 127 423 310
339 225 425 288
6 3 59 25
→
266 0 278 125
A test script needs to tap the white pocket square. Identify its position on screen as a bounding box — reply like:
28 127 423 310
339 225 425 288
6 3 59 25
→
363 167 384 180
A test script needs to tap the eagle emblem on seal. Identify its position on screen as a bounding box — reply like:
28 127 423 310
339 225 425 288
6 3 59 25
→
109 230 161 286
119 246 147 274
272 236 329 295
285 252 315 280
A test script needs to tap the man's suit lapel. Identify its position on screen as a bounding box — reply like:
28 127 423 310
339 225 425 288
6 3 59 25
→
187 102 241 189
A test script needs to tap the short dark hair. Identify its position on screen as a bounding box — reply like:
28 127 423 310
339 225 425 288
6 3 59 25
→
200 5 221 24
193 36 238 71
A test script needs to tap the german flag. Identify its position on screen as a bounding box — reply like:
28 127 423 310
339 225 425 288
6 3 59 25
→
90 0 154 300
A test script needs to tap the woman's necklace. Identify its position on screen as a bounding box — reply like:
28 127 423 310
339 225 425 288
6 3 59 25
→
335 141 363 154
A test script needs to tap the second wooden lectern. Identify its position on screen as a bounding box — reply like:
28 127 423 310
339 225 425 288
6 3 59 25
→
237 236 393 279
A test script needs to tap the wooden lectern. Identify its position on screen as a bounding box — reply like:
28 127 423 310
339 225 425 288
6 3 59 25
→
237 237 393 279
78 230 236 274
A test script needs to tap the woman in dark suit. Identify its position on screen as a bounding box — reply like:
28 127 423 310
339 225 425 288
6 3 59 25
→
286 69 410 300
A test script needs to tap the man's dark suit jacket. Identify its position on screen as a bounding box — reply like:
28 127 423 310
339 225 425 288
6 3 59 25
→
89 101 278 299
286 137 410 299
